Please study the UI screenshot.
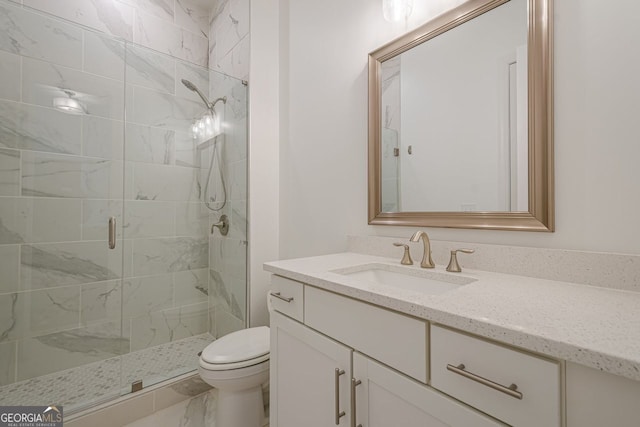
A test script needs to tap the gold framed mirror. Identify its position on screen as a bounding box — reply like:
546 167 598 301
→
368 0 553 231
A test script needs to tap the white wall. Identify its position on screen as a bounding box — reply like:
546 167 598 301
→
248 0 281 326
278 0 640 257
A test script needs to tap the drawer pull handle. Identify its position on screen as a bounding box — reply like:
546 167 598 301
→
446 364 523 400
334 369 345 424
351 378 362 427
270 292 294 303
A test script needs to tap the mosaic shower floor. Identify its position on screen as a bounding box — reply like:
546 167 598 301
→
0 334 213 413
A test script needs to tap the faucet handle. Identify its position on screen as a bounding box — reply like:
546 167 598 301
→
446 249 475 273
393 243 413 265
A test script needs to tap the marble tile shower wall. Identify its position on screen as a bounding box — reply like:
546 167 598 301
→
12 0 210 67
207 72 248 338
208 0 250 80
204 0 249 337
0 1 222 388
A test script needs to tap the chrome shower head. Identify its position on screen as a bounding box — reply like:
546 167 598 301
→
181 78 213 110
181 78 198 92
181 79 228 111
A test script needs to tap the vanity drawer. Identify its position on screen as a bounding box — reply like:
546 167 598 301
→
305 285 428 383
430 325 561 427
269 275 304 322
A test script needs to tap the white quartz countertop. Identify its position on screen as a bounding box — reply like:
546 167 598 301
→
264 252 640 382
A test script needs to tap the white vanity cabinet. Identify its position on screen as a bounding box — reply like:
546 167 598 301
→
270 312 352 427
430 325 561 427
352 352 505 427
269 276 504 427
566 362 640 427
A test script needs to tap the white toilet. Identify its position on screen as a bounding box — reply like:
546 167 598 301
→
199 326 270 427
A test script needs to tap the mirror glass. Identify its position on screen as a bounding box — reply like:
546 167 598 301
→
369 0 553 231
381 0 527 213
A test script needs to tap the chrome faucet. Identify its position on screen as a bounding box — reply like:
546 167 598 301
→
409 230 435 268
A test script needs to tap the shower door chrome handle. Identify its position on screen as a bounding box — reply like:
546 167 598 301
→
108 217 116 249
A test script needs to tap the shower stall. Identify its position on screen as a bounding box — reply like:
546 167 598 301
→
0 0 248 414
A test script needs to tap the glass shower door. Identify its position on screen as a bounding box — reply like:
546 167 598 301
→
0 0 128 413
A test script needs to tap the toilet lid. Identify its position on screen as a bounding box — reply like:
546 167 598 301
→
201 326 270 364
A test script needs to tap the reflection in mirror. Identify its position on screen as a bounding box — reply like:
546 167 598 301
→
369 0 553 231
381 0 528 213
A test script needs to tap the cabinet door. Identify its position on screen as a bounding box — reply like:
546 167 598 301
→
567 362 640 427
353 352 505 427
271 312 352 427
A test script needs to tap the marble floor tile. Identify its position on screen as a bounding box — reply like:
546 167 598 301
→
124 389 216 427
0 334 211 411
1 353 122 409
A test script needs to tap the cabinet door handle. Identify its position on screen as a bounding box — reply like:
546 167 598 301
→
269 292 294 303
351 378 362 427
446 363 523 400
108 217 116 249
334 369 345 425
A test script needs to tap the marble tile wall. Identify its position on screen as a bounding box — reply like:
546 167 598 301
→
208 0 250 81
19 0 209 67
0 0 248 393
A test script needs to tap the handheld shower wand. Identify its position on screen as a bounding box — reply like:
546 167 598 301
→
181 79 227 110
180 78 228 214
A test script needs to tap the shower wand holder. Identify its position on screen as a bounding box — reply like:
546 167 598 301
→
212 214 229 236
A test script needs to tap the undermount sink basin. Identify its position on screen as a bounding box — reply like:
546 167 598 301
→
333 263 476 295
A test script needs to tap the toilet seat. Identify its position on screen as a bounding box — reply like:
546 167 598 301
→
199 326 270 371
200 353 269 371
